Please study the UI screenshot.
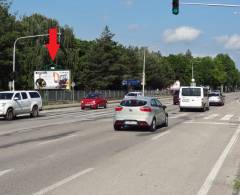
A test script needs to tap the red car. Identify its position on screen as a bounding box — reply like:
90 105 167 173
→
81 93 107 110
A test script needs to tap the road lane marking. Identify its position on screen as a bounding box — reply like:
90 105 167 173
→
33 168 94 195
169 113 188 119
151 131 170 140
0 169 14 177
38 134 77 146
184 121 238 126
220 114 234 121
204 114 219 120
197 125 240 195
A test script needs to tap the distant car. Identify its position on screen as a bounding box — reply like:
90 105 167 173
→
173 90 180 105
124 92 143 99
113 96 168 131
209 92 225 106
0 91 42 120
81 93 107 110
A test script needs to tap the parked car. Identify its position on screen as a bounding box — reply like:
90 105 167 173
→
173 90 180 105
113 96 168 131
179 86 210 112
208 91 225 106
124 92 143 99
0 91 42 120
81 93 107 110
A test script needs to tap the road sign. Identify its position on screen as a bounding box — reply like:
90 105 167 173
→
122 80 141 86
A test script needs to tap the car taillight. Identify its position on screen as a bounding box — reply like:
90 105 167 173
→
115 106 123 112
140 106 152 112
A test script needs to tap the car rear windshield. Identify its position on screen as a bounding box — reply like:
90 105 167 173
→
209 93 220 97
182 88 201 96
86 94 100 98
127 93 139 96
29 92 40 98
0 93 13 100
120 99 147 107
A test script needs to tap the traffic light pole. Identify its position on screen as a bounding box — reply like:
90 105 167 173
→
181 2 240 7
12 32 61 91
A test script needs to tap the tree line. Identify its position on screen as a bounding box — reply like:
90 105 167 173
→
1 0 240 91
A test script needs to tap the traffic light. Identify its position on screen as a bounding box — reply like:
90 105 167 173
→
172 0 179 15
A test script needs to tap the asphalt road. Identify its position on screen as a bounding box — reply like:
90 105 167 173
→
0 94 240 195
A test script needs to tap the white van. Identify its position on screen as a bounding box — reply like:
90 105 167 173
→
179 86 209 112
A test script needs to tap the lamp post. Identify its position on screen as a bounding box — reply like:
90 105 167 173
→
191 60 197 87
12 31 61 91
142 48 146 96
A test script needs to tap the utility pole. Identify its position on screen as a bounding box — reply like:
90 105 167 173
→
12 31 61 91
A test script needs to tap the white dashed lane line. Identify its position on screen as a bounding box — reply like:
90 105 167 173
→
33 168 94 195
0 169 14 177
151 131 170 141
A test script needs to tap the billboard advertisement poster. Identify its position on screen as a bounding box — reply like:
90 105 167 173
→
34 70 71 89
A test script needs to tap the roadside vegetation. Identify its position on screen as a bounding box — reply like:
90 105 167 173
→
1 0 240 91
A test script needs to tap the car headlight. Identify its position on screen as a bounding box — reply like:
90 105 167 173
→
81 101 84 104
0 103 6 107
93 100 96 104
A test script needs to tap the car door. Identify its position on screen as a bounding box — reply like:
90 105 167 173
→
13 93 23 114
21 92 31 113
155 99 165 125
150 99 161 125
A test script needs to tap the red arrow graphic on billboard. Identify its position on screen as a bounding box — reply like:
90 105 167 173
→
46 28 60 61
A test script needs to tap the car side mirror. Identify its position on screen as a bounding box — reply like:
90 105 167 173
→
14 97 19 101
162 105 167 109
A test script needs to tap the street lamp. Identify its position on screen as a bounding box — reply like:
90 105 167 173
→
142 48 146 96
12 31 61 91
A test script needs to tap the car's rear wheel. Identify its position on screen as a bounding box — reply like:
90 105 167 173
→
149 118 157 132
104 103 107 109
31 106 39 117
81 107 85 110
163 114 168 127
5 108 14 120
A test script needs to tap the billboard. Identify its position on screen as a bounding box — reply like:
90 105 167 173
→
34 70 71 89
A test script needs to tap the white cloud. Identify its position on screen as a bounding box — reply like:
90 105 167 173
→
128 24 141 31
122 0 134 7
215 34 240 50
163 26 202 43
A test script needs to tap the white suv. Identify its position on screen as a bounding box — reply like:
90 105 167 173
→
0 91 42 120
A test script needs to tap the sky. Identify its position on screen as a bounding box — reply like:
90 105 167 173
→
10 0 240 68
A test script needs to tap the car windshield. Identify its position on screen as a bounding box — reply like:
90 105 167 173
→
182 88 201 96
0 93 14 100
209 93 220 97
86 94 99 98
120 99 147 107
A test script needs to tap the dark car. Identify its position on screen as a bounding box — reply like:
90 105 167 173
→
80 93 107 110
173 90 180 105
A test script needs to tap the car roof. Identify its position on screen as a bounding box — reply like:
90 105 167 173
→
127 92 142 94
123 96 155 101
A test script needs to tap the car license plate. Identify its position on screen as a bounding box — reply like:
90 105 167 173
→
125 121 137 125
182 99 189 102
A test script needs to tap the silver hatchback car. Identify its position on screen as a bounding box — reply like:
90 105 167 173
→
113 97 168 131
